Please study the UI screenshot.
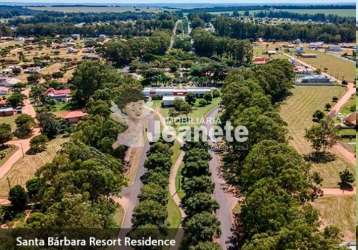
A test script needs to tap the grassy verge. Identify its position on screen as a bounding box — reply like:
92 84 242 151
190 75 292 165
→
0 115 19 132
175 163 185 200
0 145 17 167
113 206 124 227
167 193 181 229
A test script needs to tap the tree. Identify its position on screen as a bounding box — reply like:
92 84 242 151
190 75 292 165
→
325 103 331 111
0 123 12 146
138 183 168 206
338 169 354 190
104 40 132 67
6 92 23 108
37 112 61 138
189 242 221 250
203 93 212 103
14 114 35 138
305 118 337 154
132 200 167 229
198 99 207 107
212 89 220 98
26 178 42 201
182 176 214 197
332 96 338 102
9 185 27 211
312 110 325 123
183 192 219 216
183 212 221 243
30 134 48 153
186 93 196 105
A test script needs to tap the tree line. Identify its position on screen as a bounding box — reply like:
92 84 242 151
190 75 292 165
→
220 59 345 249
192 29 253 66
254 10 355 25
129 140 173 247
180 134 221 249
214 16 355 43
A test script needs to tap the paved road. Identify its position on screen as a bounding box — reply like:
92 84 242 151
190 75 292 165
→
117 117 155 228
322 188 355 196
205 108 238 250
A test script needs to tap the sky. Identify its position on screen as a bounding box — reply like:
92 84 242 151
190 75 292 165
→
3 0 355 4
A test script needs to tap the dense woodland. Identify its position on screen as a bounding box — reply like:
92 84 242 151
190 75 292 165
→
219 59 346 249
213 16 355 43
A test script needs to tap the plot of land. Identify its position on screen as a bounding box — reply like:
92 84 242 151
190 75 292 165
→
312 195 356 241
294 49 355 82
280 86 354 188
0 137 68 198
280 8 355 17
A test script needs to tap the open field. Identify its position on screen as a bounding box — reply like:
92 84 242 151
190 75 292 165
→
0 137 68 198
280 8 355 17
28 6 167 13
292 49 355 82
113 206 124 227
312 195 355 241
280 86 354 188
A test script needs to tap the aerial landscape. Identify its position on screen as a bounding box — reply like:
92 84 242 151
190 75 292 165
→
0 1 356 249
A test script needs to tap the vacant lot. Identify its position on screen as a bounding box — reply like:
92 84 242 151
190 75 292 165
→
0 137 67 198
280 86 354 188
296 49 355 82
312 195 355 241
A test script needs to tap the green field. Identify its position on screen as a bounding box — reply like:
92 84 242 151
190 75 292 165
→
295 49 356 82
29 6 167 13
280 86 354 188
280 8 355 17
166 193 181 229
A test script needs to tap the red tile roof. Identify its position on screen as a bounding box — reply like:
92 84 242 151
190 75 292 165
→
253 57 269 65
63 110 87 119
46 88 71 96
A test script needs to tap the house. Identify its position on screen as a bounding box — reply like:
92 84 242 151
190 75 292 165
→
0 77 19 87
327 45 342 52
343 112 357 128
162 96 186 107
309 42 324 49
296 74 333 86
23 67 41 74
46 88 71 102
0 107 15 116
82 54 100 60
267 50 277 55
63 110 87 123
67 47 78 53
253 57 269 65
143 87 215 98
300 53 317 58
294 66 313 75
0 87 10 96
295 47 304 55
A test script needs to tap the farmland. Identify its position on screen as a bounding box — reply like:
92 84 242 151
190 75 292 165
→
280 8 355 17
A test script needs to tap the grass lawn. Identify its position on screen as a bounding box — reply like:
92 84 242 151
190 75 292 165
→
280 86 354 188
0 114 19 132
50 102 71 112
340 95 356 115
112 205 124 227
175 163 185 200
280 8 355 17
312 195 356 241
295 49 355 82
0 137 68 198
167 193 181 229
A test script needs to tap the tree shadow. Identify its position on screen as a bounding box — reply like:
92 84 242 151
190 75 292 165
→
304 151 336 163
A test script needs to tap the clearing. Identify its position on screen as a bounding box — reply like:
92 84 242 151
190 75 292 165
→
280 86 354 188
0 137 68 198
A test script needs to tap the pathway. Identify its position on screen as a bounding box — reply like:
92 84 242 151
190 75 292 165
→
322 188 356 196
168 20 181 52
0 88 39 181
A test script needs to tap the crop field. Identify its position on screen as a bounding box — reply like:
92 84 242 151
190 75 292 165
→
312 195 355 241
29 6 167 13
280 86 354 188
294 49 356 82
0 137 68 198
280 8 355 17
